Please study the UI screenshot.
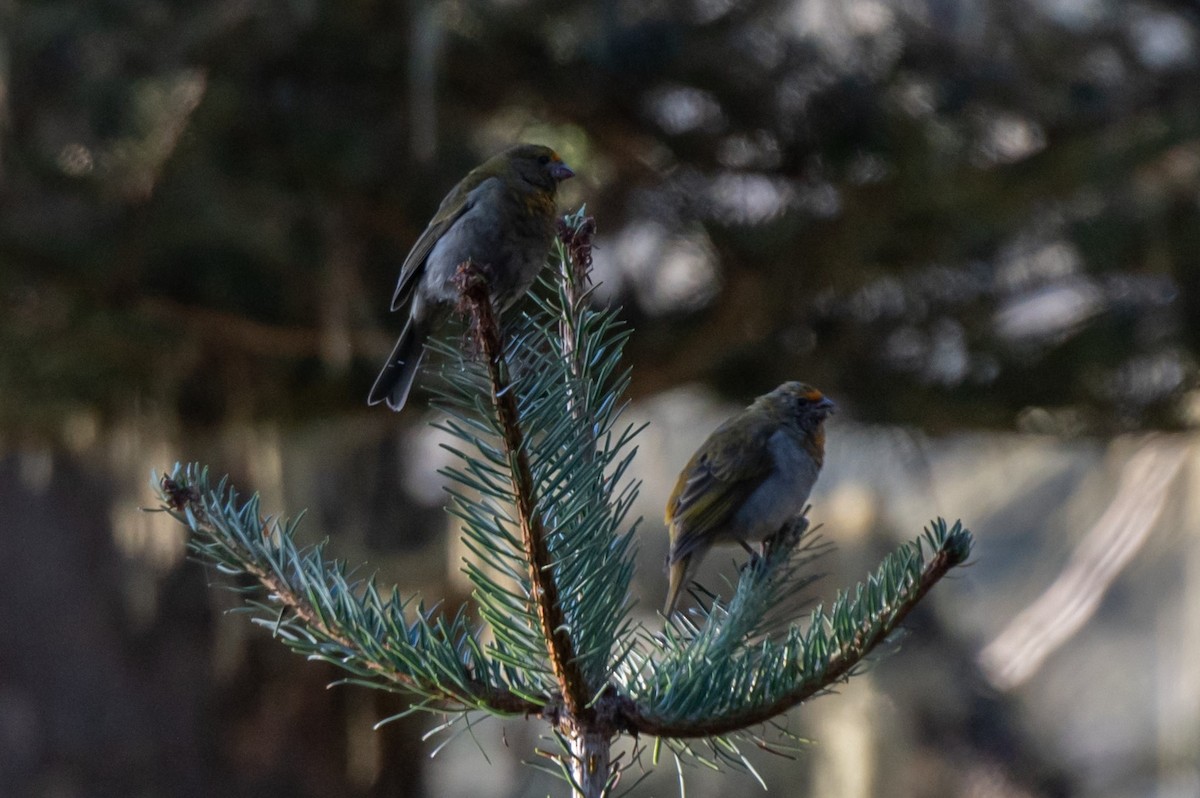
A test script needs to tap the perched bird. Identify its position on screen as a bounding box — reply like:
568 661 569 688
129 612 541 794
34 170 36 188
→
663 382 835 616
368 144 575 411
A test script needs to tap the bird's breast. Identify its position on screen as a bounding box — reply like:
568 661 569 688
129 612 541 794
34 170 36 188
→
731 429 820 542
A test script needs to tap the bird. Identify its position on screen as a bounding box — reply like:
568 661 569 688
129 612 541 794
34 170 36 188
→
663 382 835 617
368 144 575 411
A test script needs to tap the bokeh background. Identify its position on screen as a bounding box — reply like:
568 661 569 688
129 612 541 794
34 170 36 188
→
3 0 1200 796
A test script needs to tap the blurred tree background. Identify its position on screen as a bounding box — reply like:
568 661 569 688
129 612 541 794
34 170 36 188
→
2 0 1199 796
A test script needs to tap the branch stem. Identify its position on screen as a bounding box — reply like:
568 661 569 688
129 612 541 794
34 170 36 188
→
456 261 593 721
567 722 613 798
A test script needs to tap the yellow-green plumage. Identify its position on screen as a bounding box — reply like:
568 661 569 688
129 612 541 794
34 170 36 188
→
369 144 574 411
664 382 834 616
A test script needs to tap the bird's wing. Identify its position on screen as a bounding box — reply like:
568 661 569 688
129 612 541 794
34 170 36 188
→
665 413 776 562
390 173 498 311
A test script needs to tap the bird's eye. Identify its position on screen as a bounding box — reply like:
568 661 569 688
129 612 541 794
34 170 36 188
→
796 391 823 411
537 155 551 165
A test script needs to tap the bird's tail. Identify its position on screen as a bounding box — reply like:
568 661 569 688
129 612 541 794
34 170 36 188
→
367 319 426 411
663 553 693 618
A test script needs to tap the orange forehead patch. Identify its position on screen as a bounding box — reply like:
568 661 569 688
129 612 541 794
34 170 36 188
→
802 388 824 403
548 151 562 162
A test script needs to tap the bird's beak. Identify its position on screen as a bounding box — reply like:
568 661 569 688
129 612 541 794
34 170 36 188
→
816 396 836 415
551 162 575 181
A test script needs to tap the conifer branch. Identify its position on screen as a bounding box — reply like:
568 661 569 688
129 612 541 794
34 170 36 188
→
555 214 598 430
149 212 974 798
620 520 972 739
155 467 542 717
454 261 593 722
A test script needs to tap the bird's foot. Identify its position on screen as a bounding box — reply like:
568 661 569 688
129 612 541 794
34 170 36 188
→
762 512 812 563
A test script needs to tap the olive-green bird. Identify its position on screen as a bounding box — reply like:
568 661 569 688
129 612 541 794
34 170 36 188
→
663 382 836 616
368 144 574 411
